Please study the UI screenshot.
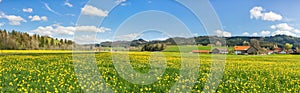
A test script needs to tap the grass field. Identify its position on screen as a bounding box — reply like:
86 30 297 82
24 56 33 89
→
0 50 73 54
163 45 234 52
0 52 299 92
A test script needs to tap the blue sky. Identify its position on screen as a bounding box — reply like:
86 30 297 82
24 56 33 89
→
0 0 300 43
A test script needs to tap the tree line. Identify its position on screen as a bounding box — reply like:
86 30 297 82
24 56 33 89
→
100 35 300 51
141 43 166 51
0 29 74 50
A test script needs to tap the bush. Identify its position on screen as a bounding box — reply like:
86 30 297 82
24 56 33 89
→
141 44 166 51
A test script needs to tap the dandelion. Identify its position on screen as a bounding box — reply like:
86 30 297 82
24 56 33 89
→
9 82 13 86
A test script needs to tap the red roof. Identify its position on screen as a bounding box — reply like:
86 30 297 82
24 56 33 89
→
234 46 251 51
274 48 282 51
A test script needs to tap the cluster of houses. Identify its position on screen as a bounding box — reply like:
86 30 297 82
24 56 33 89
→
192 46 300 55
267 47 300 54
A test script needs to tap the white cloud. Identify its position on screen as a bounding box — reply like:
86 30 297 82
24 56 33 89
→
5 15 26 25
64 0 73 7
32 26 54 36
0 12 3 18
76 26 111 33
250 7 263 19
293 29 300 34
115 0 126 4
260 30 271 36
81 5 108 17
74 35 96 43
0 12 26 25
193 33 198 37
242 32 250 36
31 24 111 36
270 23 300 36
215 29 231 37
250 6 282 21
23 8 33 13
270 23 294 31
262 12 283 21
28 15 48 21
74 36 113 44
115 33 140 41
73 35 107 44
41 16 47 21
222 32 232 37
115 0 127 6
272 30 296 37
252 33 258 36
120 3 127 6
0 22 4 27
153 37 168 41
44 3 61 15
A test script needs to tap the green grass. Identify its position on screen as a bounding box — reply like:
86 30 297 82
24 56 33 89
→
163 45 234 52
163 45 211 52
0 52 299 92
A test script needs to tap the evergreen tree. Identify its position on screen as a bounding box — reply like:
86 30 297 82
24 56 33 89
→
39 36 45 48
51 38 55 46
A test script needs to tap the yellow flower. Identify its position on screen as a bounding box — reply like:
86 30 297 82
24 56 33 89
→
9 82 13 86
140 88 143 92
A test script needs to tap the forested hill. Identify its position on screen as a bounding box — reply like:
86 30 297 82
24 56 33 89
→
0 29 74 50
225 35 300 48
1 29 300 50
101 35 300 49
192 35 300 48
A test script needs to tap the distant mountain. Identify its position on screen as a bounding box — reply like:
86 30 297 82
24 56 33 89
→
100 35 300 49
2 29 299 50
225 35 300 48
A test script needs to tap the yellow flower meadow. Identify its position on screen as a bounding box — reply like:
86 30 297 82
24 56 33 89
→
0 52 299 92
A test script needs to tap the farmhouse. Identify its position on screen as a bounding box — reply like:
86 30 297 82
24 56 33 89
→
273 48 282 54
267 50 274 55
292 50 300 54
192 50 210 54
212 48 228 54
279 51 287 54
234 46 258 55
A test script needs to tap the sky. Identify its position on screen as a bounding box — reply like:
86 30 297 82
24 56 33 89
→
0 0 300 43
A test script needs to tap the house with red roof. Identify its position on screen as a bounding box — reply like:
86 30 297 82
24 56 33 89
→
273 48 282 54
234 46 258 55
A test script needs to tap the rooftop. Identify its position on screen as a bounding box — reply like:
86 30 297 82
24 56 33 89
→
234 46 251 51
